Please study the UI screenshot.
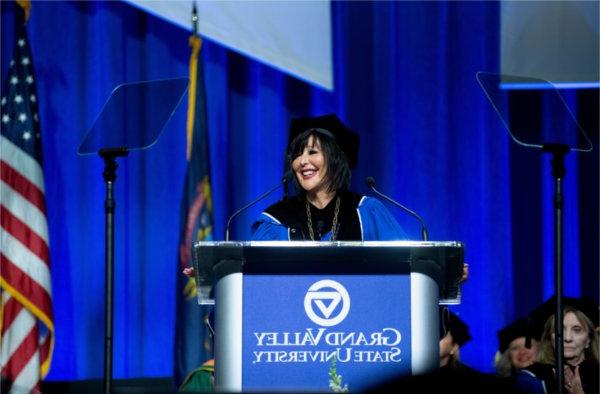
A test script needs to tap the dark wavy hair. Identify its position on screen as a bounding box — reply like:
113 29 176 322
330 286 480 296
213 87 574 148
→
286 129 352 195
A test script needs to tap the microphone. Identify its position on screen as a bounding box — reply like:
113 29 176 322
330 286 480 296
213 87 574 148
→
225 170 294 241
366 176 429 241
283 168 291 200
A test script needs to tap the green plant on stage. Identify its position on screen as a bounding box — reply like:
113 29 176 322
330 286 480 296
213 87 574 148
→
328 355 349 393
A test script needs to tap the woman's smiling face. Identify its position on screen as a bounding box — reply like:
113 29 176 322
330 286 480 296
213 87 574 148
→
292 135 329 195
507 336 539 369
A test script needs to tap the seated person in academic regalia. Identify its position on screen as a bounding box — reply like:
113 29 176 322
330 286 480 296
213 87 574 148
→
439 309 480 375
514 296 599 394
494 316 541 377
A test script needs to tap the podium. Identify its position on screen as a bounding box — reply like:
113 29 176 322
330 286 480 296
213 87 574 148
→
193 241 464 392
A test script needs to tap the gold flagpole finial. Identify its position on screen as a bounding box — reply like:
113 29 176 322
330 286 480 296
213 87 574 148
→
16 0 31 23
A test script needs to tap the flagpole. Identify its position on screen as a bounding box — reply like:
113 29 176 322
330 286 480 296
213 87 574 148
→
175 1 216 385
192 2 198 36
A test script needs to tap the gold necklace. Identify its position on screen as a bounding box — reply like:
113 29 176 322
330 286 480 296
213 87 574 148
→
306 196 340 241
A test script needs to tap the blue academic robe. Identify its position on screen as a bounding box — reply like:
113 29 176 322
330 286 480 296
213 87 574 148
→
251 195 408 241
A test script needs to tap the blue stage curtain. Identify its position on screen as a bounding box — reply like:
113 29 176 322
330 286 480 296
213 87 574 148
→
1 0 597 380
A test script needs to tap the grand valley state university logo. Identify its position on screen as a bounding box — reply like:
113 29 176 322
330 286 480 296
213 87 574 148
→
247 277 405 366
304 279 351 327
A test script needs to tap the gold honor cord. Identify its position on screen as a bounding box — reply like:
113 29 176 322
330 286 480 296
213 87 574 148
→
306 196 340 241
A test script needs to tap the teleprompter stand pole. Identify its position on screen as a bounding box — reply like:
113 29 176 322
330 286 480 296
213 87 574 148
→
542 142 569 394
99 147 129 394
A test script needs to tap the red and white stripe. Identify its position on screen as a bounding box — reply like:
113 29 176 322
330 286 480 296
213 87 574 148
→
1 134 53 393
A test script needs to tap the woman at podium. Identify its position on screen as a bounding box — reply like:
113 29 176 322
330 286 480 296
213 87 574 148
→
251 114 407 241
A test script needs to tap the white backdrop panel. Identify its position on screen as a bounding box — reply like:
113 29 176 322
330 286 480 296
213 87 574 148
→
125 0 333 91
501 1 599 87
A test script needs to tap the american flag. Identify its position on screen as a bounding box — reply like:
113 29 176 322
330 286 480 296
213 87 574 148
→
1 6 54 393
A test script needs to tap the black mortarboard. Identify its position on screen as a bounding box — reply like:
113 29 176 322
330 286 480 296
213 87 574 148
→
528 295 599 339
497 317 538 353
288 114 360 168
440 310 472 346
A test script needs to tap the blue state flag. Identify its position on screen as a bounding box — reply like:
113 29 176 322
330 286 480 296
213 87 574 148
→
174 31 214 386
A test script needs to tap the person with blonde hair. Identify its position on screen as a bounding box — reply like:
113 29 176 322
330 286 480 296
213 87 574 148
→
515 305 599 394
494 317 540 377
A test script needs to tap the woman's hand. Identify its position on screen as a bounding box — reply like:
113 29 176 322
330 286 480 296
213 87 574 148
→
183 266 195 278
564 365 585 394
460 263 469 283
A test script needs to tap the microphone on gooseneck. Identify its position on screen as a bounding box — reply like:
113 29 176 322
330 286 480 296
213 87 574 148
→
366 176 429 241
225 170 294 241
283 169 291 200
